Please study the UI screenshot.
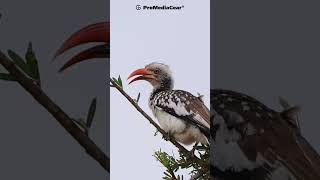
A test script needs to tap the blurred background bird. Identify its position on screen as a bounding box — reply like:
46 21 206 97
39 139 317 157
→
211 89 320 180
54 22 109 72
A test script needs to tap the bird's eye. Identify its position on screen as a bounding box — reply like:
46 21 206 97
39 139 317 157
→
154 69 160 74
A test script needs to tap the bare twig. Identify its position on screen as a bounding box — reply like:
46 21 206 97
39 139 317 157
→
110 78 203 165
0 51 109 172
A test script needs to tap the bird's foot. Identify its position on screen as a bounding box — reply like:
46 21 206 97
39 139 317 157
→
163 132 173 141
187 143 199 158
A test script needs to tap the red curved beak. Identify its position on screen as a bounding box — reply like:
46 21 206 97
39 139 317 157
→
127 68 152 84
54 22 110 72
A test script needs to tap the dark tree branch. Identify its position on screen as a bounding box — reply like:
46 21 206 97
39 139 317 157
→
110 78 204 165
0 51 109 172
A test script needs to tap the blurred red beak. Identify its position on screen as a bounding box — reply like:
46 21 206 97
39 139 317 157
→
54 22 109 72
127 68 153 84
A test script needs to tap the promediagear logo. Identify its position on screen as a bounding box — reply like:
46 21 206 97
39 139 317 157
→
136 5 185 11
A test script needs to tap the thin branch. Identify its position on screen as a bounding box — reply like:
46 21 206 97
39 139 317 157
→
110 78 202 165
0 51 109 172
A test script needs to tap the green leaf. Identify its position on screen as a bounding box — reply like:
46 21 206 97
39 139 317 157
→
112 77 118 84
154 130 159 136
0 73 16 81
136 92 141 103
7 50 28 73
117 75 123 88
163 172 170 178
111 76 124 88
86 97 97 128
25 42 41 84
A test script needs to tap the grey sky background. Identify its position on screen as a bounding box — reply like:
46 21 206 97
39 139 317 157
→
0 0 109 179
110 0 209 179
213 0 320 155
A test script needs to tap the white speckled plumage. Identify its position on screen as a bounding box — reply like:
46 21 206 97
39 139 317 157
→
150 90 209 145
128 62 210 145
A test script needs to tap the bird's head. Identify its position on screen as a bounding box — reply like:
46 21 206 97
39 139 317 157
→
128 62 174 90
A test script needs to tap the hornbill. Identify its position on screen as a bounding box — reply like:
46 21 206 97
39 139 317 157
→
54 22 109 71
128 63 210 145
211 89 320 180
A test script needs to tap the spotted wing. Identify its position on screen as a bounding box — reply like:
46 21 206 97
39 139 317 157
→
153 90 210 138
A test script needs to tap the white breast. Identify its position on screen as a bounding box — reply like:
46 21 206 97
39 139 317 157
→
151 106 186 134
